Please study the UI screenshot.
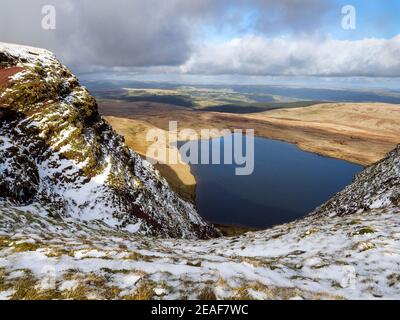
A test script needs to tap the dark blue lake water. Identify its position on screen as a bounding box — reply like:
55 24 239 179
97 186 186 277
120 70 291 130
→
180 135 362 229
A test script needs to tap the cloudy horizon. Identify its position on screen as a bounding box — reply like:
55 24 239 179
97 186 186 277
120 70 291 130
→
1 0 400 87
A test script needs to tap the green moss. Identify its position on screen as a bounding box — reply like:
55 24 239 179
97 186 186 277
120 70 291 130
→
51 124 104 178
1 63 71 114
351 227 376 236
33 62 46 77
2 64 64 111
107 171 126 189
3 72 49 111
72 92 97 118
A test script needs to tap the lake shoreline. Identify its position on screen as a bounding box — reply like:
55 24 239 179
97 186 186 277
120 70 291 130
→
186 135 362 229
101 101 399 202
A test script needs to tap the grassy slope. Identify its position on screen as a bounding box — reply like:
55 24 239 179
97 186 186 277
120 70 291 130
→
104 116 196 202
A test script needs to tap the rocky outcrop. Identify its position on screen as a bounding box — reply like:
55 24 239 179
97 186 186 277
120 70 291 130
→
0 43 218 239
312 145 400 217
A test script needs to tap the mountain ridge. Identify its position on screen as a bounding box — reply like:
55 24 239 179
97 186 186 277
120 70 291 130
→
0 42 217 239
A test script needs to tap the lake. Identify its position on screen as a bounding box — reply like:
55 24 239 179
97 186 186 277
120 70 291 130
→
180 135 362 229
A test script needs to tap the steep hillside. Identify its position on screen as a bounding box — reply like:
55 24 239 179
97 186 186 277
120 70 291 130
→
0 43 217 239
312 145 400 217
0 43 399 300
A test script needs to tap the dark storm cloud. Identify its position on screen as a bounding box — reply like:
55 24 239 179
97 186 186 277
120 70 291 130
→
0 0 333 72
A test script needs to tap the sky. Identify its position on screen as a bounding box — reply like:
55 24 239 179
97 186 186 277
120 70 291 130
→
0 0 399 87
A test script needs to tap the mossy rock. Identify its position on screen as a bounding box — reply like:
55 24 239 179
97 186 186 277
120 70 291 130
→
352 227 376 236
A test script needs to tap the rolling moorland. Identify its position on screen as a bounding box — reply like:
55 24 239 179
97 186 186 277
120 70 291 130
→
1 43 400 299
98 98 400 201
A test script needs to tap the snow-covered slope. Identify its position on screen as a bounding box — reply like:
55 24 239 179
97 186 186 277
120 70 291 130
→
312 145 400 217
0 192 399 299
0 42 217 239
1 43 400 300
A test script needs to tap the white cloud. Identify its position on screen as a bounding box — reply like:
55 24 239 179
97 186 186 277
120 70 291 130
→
181 35 400 77
0 0 331 72
1 0 398 78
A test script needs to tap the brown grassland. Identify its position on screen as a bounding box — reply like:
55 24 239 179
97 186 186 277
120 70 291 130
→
100 100 400 201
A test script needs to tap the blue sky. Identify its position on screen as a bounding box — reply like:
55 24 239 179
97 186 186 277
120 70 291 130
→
200 0 400 42
327 0 400 39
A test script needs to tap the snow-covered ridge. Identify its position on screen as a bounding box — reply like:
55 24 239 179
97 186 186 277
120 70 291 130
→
0 42 217 239
312 145 400 217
